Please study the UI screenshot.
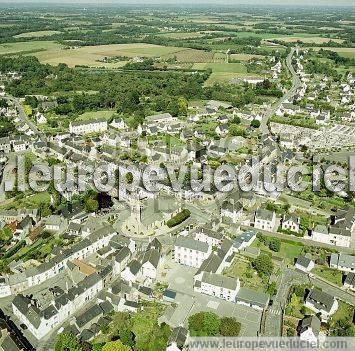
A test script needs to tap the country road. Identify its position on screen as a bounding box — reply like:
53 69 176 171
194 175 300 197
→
260 47 302 136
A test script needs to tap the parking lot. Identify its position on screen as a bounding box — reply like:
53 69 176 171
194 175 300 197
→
159 257 262 336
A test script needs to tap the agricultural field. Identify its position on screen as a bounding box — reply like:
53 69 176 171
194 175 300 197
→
0 40 62 55
163 48 214 63
14 30 61 38
230 53 265 61
314 47 355 59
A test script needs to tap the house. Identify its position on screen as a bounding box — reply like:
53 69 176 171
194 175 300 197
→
121 260 142 284
254 208 276 231
14 216 32 240
0 137 11 153
174 236 212 268
44 215 68 233
305 289 338 321
193 226 223 247
141 248 160 280
282 214 300 233
295 255 314 273
233 230 257 252
36 112 47 125
113 247 131 276
235 288 270 311
329 253 355 272
344 272 355 291
194 271 240 302
315 111 330 125
299 315 321 343
311 224 351 248
221 200 243 224
166 326 188 351
110 118 126 130
215 124 228 137
276 103 301 116
69 119 108 135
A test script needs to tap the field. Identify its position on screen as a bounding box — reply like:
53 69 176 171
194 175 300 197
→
158 31 206 39
314 47 355 59
163 48 214 63
0 41 62 55
270 36 344 44
14 30 61 38
230 53 265 61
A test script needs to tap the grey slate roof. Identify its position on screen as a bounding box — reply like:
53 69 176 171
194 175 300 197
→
306 289 335 313
175 236 210 253
236 288 270 308
200 272 239 290
300 315 321 336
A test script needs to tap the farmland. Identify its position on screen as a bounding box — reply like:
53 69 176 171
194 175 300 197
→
14 30 61 38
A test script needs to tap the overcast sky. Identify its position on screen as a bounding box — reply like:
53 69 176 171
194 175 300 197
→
0 0 354 6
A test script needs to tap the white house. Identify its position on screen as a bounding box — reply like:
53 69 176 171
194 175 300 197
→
194 271 240 302
329 253 355 273
311 225 351 248
221 200 243 224
193 226 223 247
299 315 321 343
295 255 314 273
282 214 300 233
110 118 127 130
305 289 338 322
174 236 212 268
69 119 108 135
254 208 276 231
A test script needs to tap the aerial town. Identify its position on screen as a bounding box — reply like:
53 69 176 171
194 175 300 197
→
0 2 353 351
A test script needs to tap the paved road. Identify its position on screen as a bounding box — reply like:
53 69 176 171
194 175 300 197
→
260 47 302 136
263 267 308 336
5 95 45 141
241 224 355 253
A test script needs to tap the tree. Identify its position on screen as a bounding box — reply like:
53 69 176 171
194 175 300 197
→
85 198 99 213
266 282 277 296
55 333 83 351
252 254 274 277
102 341 132 351
268 238 281 252
230 116 241 125
219 317 241 336
0 226 12 242
250 119 261 128
188 312 221 336
229 125 246 137
119 329 135 348
177 97 188 116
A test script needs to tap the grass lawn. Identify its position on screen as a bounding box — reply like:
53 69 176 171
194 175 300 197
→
75 110 115 121
313 267 343 287
224 256 266 292
331 301 354 323
251 237 303 263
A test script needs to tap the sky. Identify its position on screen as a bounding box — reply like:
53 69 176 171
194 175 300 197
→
0 0 354 6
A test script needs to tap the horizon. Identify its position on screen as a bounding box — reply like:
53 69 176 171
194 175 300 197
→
0 0 354 7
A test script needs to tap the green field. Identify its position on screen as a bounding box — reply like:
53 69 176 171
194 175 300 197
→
313 267 343 286
14 30 61 38
0 41 62 55
314 47 355 59
76 110 115 121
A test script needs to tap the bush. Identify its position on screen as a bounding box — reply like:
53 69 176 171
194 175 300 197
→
188 312 221 336
166 209 191 228
219 317 241 336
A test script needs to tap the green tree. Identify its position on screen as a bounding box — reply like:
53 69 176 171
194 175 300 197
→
268 238 281 252
55 333 83 351
85 198 99 213
229 125 246 137
252 254 274 277
177 97 188 116
250 119 261 128
266 281 277 296
188 312 221 336
219 317 241 336
0 227 12 242
102 341 132 351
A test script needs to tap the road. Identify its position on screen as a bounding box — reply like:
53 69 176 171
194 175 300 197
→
260 47 302 136
5 95 45 141
241 224 355 253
